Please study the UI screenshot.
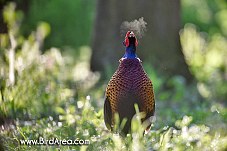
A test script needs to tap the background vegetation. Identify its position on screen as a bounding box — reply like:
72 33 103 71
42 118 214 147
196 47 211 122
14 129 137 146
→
0 0 227 150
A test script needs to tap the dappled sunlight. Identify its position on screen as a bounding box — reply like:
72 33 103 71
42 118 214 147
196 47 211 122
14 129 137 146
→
180 24 227 102
72 46 100 90
0 1 227 150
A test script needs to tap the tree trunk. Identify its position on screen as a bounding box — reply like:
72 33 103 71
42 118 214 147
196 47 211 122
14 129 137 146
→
91 0 193 82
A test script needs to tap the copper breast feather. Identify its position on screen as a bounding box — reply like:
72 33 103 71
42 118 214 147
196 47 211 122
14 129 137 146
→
104 59 155 134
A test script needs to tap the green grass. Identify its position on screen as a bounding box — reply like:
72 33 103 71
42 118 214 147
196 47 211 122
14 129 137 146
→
1 36 226 150
1 2 227 151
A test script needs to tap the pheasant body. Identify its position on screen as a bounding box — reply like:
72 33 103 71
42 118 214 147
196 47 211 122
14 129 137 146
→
104 58 155 134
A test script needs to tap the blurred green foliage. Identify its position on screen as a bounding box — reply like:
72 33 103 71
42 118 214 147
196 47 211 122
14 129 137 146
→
181 0 227 36
21 0 96 50
0 1 227 151
181 0 227 104
180 23 227 103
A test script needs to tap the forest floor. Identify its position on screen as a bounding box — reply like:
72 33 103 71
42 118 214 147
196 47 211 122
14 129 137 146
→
1 47 227 150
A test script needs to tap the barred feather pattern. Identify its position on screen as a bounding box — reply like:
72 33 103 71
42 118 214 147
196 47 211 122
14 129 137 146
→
104 58 155 134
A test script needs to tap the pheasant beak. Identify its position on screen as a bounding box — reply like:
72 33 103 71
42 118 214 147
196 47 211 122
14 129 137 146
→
129 31 135 37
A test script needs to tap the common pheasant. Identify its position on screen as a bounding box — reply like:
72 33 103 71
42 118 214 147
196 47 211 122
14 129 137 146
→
104 31 155 135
